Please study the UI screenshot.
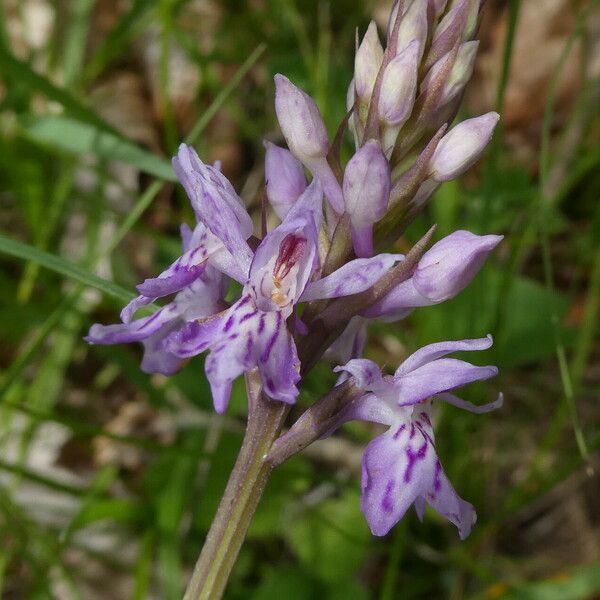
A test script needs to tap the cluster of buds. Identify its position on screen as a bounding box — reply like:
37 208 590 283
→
87 0 503 539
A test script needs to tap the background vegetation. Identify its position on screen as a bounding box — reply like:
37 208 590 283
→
0 0 599 598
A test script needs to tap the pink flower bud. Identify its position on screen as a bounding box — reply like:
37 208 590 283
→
430 112 499 181
421 41 479 109
264 141 307 220
343 140 391 257
379 40 419 128
274 74 344 213
355 21 384 103
425 0 477 69
393 0 428 61
274 74 329 162
413 230 503 301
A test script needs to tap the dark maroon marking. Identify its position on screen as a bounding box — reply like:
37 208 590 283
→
273 234 307 280
260 313 281 363
393 424 406 440
258 314 266 334
409 425 416 440
420 413 432 427
404 440 428 483
223 314 236 332
239 310 258 324
381 479 395 512
265 377 275 392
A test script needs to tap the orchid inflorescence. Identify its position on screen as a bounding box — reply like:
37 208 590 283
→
87 0 503 540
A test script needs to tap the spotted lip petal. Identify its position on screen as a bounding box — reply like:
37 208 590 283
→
168 295 301 413
361 411 476 538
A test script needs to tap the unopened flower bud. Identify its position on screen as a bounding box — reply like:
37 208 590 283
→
426 0 476 69
430 112 499 181
364 229 502 318
343 140 391 257
264 141 307 219
422 41 479 109
412 230 503 301
355 21 384 103
379 40 419 127
347 78 362 148
274 74 344 213
393 0 428 61
431 0 449 18
274 74 329 161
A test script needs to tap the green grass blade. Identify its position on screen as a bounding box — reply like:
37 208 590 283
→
63 0 96 87
0 234 134 303
185 43 267 146
0 44 117 135
22 115 176 181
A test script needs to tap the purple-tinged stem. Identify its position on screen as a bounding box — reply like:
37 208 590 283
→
183 371 289 600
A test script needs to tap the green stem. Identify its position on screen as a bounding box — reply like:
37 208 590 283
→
183 374 288 600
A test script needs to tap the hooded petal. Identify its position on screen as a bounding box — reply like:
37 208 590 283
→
264 141 307 219
321 392 398 439
334 358 385 390
172 144 254 274
300 253 403 302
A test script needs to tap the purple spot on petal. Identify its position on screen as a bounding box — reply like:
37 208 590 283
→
393 424 406 440
238 295 252 308
260 312 281 363
381 480 395 512
244 334 254 364
258 314 266 335
433 460 442 493
223 315 236 332
239 310 258 324
404 440 428 483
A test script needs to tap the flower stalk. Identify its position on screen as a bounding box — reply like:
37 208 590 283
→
183 373 288 600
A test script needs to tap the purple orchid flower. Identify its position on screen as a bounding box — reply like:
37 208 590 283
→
329 336 502 538
165 180 404 413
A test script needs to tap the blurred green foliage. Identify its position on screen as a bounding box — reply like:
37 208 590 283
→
0 0 599 598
